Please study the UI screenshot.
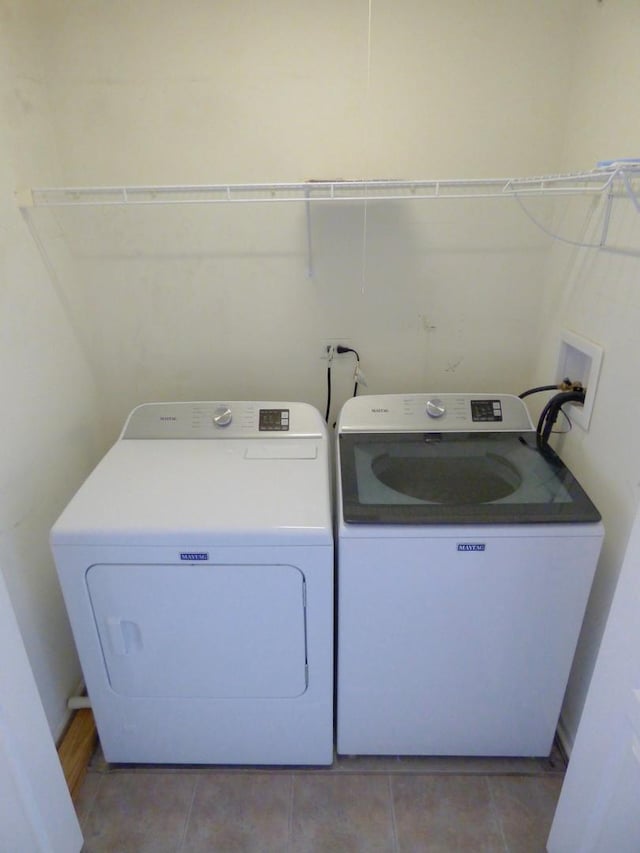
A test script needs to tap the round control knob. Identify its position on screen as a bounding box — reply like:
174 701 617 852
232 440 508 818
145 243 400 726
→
212 405 233 427
426 398 446 419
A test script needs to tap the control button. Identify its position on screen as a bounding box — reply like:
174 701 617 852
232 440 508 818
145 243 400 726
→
212 406 233 427
426 398 446 419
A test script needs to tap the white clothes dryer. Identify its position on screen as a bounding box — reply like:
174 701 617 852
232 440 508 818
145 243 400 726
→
52 401 333 765
336 393 603 758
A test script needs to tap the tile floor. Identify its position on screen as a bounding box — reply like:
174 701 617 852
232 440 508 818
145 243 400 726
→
75 749 564 852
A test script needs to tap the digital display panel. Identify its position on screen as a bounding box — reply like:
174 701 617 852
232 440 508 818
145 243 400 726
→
471 399 503 422
259 408 290 431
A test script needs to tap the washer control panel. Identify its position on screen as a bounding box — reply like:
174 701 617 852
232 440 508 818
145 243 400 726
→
121 402 322 439
338 393 534 433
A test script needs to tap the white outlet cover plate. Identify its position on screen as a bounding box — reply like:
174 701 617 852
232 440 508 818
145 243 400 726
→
556 329 604 431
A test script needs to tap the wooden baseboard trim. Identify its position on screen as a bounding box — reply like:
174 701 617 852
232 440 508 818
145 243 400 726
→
57 708 97 800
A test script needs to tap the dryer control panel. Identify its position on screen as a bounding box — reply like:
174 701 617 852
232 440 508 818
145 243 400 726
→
121 401 325 439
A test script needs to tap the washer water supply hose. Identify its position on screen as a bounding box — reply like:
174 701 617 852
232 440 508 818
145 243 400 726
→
519 383 564 399
519 379 586 452
536 389 586 451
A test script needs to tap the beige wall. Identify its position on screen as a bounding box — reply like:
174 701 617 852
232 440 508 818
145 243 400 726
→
532 0 640 747
0 0 102 737
35 0 580 437
3 0 640 746
46 0 578 185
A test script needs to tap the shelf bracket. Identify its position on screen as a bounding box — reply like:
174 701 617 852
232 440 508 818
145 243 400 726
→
620 169 640 214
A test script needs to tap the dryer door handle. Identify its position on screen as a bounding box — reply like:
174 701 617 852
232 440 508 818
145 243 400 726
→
105 618 142 656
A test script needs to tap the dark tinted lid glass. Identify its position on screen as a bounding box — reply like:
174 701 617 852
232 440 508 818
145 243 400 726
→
339 432 601 525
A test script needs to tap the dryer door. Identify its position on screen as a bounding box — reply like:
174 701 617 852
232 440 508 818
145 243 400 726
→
86 563 307 699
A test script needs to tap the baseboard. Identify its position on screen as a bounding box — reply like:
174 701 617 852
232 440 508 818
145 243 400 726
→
54 677 87 744
57 708 97 800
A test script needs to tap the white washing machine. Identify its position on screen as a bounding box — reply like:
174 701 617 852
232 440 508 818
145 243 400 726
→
51 401 333 765
336 393 604 757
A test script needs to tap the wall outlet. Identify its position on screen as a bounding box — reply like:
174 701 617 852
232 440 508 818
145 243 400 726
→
555 329 604 430
320 339 351 359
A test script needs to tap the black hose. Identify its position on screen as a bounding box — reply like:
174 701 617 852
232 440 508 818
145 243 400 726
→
537 390 586 450
336 345 360 398
325 363 331 422
519 384 561 399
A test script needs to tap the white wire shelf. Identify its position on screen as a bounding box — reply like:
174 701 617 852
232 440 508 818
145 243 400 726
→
16 165 640 278
15 166 640 209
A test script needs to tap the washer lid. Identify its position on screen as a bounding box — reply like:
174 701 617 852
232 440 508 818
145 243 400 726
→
339 431 601 525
